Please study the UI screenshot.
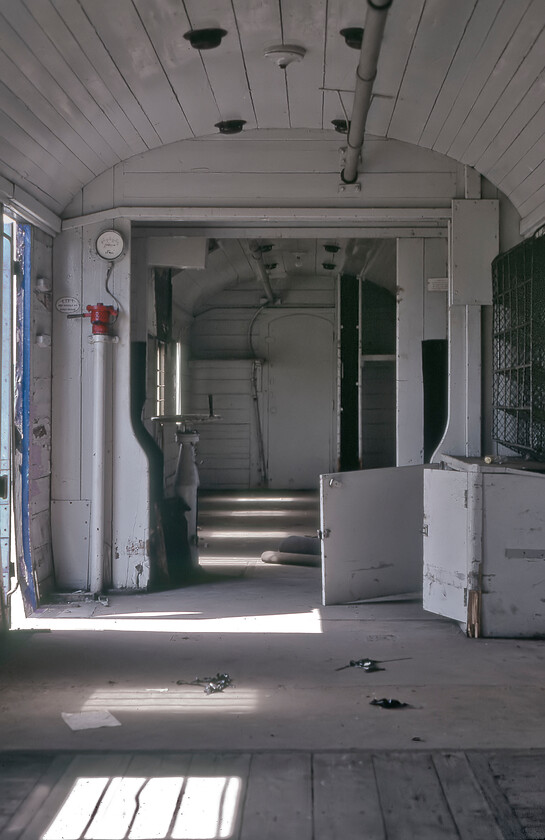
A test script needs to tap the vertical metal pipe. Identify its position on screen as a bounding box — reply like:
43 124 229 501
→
89 334 107 594
341 0 392 184
249 242 275 303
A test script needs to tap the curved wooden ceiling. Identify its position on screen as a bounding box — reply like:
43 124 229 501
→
1 0 544 233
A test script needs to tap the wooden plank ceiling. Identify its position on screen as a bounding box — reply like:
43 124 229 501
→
1 0 545 232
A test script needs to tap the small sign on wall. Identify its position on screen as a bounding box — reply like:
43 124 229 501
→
427 277 448 292
56 296 80 313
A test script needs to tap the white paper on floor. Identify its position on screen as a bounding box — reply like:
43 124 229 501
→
61 710 121 730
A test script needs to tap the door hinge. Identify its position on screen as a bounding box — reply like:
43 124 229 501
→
317 528 330 540
421 524 429 537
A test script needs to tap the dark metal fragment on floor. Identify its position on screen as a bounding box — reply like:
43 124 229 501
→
336 658 384 672
370 698 408 709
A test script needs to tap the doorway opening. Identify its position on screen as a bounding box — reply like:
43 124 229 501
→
132 232 401 590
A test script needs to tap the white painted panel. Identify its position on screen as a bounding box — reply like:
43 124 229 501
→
510 161 545 215
451 200 499 306
81 0 192 144
83 170 114 216
109 220 150 589
476 77 545 180
0 14 119 170
423 238 448 341
188 360 254 489
389 0 476 146
320 466 424 605
447 0 542 162
520 199 545 237
281 0 327 128
122 136 340 173
0 78 93 187
465 29 545 169
433 0 532 156
396 238 424 466
418 0 504 149
51 499 90 590
122 135 458 175
423 467 468 622
230 0 288 128
266 313 334 489
25 0 147 154
51 227 83 501
481 471 545 637
0 127 74 211
51 0 161 148
29 475 50 517
494 108 545 192
131 0 220 137
322 0 366 129
8 0 132 161
30 509 50 549
120 171 456 204
365 0 426 136
147 237 207 269
182 0 256 129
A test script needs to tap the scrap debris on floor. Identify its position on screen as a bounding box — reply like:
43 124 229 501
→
176 673 234 695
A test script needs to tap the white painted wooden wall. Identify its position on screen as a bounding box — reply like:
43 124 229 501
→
52 220 150 590
396 238 448 466
187 274 335 490
28 228 54 595
46 133 523 588
62 135 462 222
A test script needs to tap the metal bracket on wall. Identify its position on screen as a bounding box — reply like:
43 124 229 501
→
338 182 361 195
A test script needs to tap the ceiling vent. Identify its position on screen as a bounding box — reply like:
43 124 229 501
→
340 27 364 49
183 28 227 50
215 120 246 134
331 119 349 134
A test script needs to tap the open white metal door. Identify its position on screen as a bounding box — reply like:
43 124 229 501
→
1 214 13 625
320 466 425 605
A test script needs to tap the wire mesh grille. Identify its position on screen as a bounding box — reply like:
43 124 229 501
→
492 229 545 458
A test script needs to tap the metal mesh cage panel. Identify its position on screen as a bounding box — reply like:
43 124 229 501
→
492 229 545 458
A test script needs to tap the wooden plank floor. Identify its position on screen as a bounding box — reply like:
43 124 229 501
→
1 750 544 839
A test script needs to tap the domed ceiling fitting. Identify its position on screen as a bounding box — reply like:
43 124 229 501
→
264 44 306 69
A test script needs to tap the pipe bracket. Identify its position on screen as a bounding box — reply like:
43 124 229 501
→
338 181 361 194
356 66 377 85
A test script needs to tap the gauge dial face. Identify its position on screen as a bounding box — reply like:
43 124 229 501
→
96 229 124 260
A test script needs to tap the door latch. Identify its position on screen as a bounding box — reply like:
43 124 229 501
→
0 475 7 499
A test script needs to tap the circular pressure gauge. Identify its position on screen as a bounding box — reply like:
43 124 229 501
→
96 229 124 260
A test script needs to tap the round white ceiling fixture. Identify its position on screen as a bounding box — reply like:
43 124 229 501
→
264 44 306 69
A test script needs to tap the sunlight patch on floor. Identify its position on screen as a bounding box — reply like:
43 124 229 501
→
18 609 323 634
81 688 259 714
199 529 296 539
43 775 241 840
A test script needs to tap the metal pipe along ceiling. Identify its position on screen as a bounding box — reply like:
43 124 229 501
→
249 242 275 303
341 0 393 185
